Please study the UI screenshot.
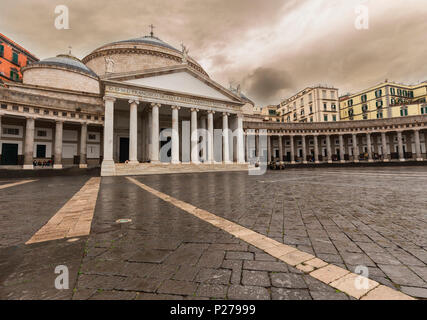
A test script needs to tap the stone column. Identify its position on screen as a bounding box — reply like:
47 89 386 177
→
366 132 373 162
79 122 88 168
237 115 245 164
278 135 283 161
207 111 214 163
151 103 160 163
313 135 319 163
222 112 231 163
200 115 207 162
290 135 295 164
23 117 35 170
171 106 180 164
54 120 63 169
245 132 249 162
352 133 359 163
339 134 345 163
381 132 389 162
397 131 405 162
191 108 200 164
326 134 332 163
267 135 272 162
302 135 307 164
414 129 422 161
128 99 139 164
101 96 116 176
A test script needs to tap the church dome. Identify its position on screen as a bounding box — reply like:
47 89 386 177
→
22 54 100 94
82 33 208 77
34 54 98 77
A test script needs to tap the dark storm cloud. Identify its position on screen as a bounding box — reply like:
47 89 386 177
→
1 0 426 106
243 67 294 105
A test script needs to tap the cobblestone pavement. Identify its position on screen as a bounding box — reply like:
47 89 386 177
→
134 167 427 299
0 167 426 299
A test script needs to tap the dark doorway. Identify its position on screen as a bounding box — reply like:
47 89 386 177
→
119 137 129 163
1 143 18 165
36 144 46 158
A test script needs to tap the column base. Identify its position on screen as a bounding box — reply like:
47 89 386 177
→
327 160 333 164
340 160 346 164
79 164 88 169
315 161 320 164
303 161 308 164
101 160 116 176
399 159 406 162
416 158 423 162
53 164 63 169
383 159 390 162
291 161 296 165
171 160 181 164
23 164 34 170
354 160 360 163
368 159 374 163
127 160 139 165
150 160 160 164
192 161 201 165
223 161 233 164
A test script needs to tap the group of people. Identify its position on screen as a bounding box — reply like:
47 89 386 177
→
33 159 53 167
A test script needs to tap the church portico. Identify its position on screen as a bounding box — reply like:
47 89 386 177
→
100 80 246 176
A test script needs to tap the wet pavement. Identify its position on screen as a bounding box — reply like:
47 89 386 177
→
0 167 426 299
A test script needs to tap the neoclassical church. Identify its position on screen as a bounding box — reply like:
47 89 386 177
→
0 32 249 176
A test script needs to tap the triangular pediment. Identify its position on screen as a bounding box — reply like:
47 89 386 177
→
123 70 234 102
103 65 243 103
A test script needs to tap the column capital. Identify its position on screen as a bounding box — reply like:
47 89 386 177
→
103 95 116 102
223 112 230 117
150 102 161 108
55 119 64 124
128 99 140 105
207 110 215 114
191 108 199 112
171 105 181 110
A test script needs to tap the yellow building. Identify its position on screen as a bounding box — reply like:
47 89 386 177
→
278 86 339 123
340 80 427 121
260 105 282 122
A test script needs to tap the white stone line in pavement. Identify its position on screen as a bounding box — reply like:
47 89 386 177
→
26 177 101 244
0 179 37 190
127 176 415 301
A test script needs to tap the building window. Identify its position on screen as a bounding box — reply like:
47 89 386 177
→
324 115 328 122
88 134 97 140
397 89 402 96
376 100 383 108
0 44 4 57
390 88 396 95
348 99 354 107
348 108 354 116
361 94 367 102
363 114 368 120
362 104 368 113
310 117 313 122
333 115 337 122
1 104 7 109
34 108 39 113
377 112 383 119
323 103 327 111
12 52 19 64
421 106 427 114
400 107 408 116
53 111 58 116
10 69 19 81
3 128 19 135
12 105 18 111
375 89 382 98
62 112 67 117
331 104 336 111
37 130 47 137
23 107 29 112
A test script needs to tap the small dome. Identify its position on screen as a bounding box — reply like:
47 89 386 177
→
110 35 179 52
34 54 98 77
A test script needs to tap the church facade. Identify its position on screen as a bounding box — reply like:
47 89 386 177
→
0 33 246 176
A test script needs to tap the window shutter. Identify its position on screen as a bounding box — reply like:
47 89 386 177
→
0 45 3 57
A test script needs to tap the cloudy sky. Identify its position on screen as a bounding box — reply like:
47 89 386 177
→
1 0 427 106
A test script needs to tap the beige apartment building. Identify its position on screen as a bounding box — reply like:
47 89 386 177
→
278 86 339 123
